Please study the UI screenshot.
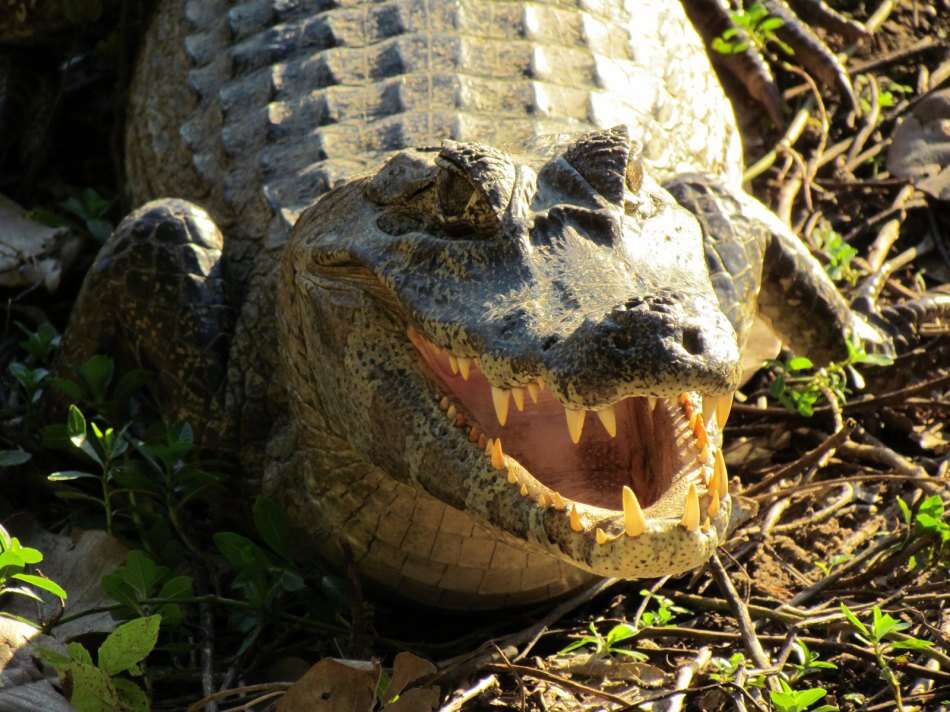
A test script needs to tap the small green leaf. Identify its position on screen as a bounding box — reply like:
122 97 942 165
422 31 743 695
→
112 678 150 712
214 532 269 574
897 497 912 525
13 573 67 601
68 642 94 666
788 357 814 372
606 623 638 647
49 470 100 482
0 450 32 467
67 405 87 441
253 496 292 560
839 603 869 638
890 637 933 651
97 615 161 676
66 661 120 712
871 607 908 640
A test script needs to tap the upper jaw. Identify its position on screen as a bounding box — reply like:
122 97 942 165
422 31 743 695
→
406 326 737 579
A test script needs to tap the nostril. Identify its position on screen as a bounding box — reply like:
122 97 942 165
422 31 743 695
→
682 327 704 355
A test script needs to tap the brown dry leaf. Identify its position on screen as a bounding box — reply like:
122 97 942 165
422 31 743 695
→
276 658 379 712
382 686 440 712
550 653 668 686
4 518 128 641
0 193 82 291
887 88 950 200
0 617 75 711
385 651 437 700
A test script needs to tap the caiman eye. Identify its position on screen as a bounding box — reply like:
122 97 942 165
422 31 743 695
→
436 169 497 235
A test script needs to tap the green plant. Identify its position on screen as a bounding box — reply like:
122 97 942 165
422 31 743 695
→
558 621 647 660
39 615 161 712
50 354 150 424
840 603 933 710
770 678 837 712
0 524 66 624
711 3 791 56
857 77 913 114
767 337 893 416
814 553 852 576
897 494 948 570
709 652 766 688
49 404 130 534
788 641 837 683
31 187 114 243
812 225 861 286
638 589 689 627
102 551 193 626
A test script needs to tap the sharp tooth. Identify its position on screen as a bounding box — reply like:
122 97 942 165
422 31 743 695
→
708 489 720 517
448 354 459 374
681 483 700 531
458 356 471 380
538 493 548 507
551 491 566 510
491 386 510 426
478 434 487 449
446 404 457 420
491 438 505 470
520 483 529 497
526 383 540 404
716 393 734 430
569 505 583 532
622 485 646 536
596 405 617 437
595 528 608 545
485 438 493 456
692 413 708 451
439 396 450 411
512 387 525 412
565 408 586 443
468 425 480 443
713 449 728 498
507 466 518 483
702 396 716 428
647 397 657 412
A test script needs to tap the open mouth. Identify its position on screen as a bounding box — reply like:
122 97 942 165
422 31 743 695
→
408 327 734 544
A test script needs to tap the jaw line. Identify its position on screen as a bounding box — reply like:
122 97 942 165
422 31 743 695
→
404 326 735 579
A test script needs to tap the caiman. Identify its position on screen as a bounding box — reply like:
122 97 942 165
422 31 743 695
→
59 0 919 607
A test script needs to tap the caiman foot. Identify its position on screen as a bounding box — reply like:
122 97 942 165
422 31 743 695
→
854 293 950 352
682 0 868 124
57 199 233 439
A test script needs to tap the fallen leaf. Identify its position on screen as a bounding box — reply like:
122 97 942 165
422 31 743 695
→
276 658 378 712
4 517 128 641
0 194 82 291
385 651 437 700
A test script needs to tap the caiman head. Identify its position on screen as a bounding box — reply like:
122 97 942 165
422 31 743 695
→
279 126 741 595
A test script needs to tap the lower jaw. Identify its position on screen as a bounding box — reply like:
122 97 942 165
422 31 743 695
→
409 334 735 567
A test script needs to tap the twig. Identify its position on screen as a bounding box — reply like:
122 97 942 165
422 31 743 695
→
743 420 855 496
484 661 632 706
438 675 499 712
709 555 772 672
434 577 619 685
186 683 293 712
653 647 712 712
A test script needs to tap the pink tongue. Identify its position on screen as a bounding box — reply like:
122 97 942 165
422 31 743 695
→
414 339 659 510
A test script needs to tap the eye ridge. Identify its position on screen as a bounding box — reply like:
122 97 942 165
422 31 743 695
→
437 170 498 237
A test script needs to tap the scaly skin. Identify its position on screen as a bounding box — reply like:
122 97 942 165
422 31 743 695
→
59 0 889 607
